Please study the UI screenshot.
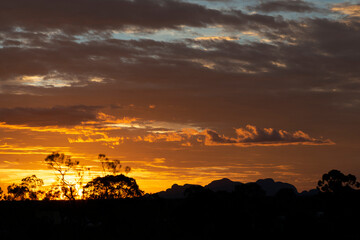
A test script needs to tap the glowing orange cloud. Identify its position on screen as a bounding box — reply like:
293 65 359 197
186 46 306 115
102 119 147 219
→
0 115 335 149
95 112 138 124
204 125 335 146
133 125 334 147
135 132 184 143
332 3 360 17
0 112 138 147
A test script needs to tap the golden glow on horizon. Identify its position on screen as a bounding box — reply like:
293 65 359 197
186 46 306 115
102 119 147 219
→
0 114 336 194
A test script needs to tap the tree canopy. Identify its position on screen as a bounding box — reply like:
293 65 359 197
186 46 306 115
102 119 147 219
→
83 174 144 199
6 175 44 200
317 169 360 194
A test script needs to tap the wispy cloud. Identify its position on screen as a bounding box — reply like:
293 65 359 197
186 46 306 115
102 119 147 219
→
0 143 70 155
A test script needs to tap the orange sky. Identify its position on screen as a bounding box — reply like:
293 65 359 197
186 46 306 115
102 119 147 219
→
1 0 360 194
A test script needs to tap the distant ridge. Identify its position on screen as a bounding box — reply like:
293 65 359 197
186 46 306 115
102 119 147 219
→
205 178 242 192
156 178 317 199
255 178 298 196
157 183 200 199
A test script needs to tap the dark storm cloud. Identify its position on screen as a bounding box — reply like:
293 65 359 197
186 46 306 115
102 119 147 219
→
0 0 288 34
0 105 101 126
249 0 319 13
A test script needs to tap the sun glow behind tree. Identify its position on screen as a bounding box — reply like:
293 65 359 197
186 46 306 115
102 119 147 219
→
41 152 141 200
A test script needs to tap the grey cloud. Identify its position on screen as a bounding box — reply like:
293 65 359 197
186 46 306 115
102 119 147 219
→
0 19 359 99
0 0 288 34
1 15 359 93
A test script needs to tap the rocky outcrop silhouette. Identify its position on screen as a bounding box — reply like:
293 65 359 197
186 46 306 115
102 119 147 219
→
157 183 200 199
205 178 242 192
255 178 298 196
156 178 308 198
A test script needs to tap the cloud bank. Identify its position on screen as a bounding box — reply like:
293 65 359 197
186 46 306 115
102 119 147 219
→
0 105 101 126
0 0 288 34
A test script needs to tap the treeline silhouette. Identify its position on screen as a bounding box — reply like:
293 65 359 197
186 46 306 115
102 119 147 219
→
0 153 359 239
1 152 143 201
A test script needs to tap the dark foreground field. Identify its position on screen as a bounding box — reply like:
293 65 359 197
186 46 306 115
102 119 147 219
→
0 192 359 240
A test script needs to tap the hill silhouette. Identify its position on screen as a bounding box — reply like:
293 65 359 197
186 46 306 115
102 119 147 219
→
205 178 241 192
156 183 201 199
156 178 315 198
255 178 298 196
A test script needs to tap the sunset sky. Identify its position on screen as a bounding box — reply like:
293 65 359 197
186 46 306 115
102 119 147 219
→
0 0 359 193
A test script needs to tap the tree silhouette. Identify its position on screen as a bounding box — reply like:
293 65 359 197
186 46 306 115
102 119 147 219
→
6 175 44 200
44 184 62 200
45 152 90 200
98 154 131 176
21 175 44 200
317 169 360 194
83 174 143 199
6 183 28 201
